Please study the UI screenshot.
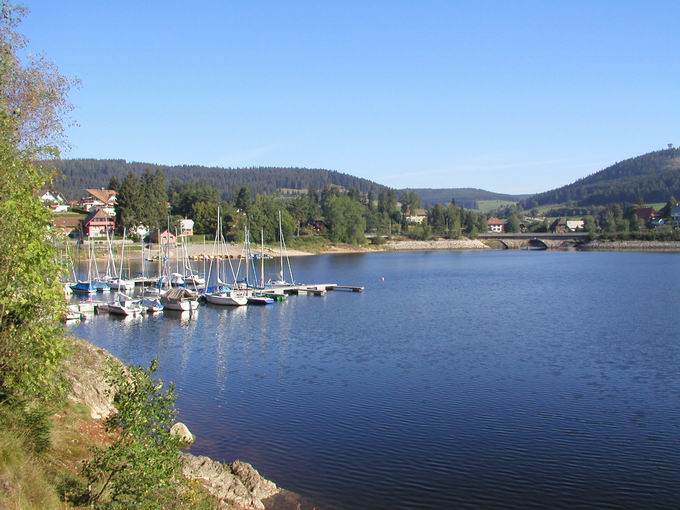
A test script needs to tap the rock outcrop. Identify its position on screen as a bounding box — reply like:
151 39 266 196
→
63 338 119 420
180 453 280 510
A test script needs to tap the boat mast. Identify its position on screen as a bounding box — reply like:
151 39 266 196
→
261 228 265 288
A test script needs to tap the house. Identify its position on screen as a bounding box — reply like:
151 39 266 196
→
634 207 657 223
82 208 115 238
150 229 177 245
487 217 505 233
131 225 150 239
550 218 568 234
406 208 428 224
80 188 117 216
179 218 194 237
566 220 585 232
40 190 68 213
51 216 81 236
671 206 680 226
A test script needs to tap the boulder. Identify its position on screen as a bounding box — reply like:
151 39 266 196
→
170 422 195 446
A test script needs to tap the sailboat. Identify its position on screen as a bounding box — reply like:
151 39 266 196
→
268 210 296 287
205 208 248 306
246 228 274 305
160 287 199 311
157 223 199 311
107 229 135 292
108 292 143 316
70 241 97 295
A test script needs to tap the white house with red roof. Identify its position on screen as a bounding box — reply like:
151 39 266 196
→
487 217 505 233
80 188 117 216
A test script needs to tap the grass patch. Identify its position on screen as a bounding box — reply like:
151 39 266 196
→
0 428 61 510
476 199 518 213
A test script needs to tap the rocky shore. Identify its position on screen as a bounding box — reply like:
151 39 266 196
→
63 338 303 510
580 240 680 252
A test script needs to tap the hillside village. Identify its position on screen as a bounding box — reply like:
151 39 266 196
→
43 180 680 245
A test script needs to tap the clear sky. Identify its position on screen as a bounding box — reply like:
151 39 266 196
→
20 0 680 193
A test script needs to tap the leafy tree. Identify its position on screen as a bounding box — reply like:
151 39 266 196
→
247 195 295 243
324 195 366 244
191 201 236 236
0 3 73 404
506 213 521 233
83 361 209 509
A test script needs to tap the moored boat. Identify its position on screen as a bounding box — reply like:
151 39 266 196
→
160 287 199 311
108 293 143 316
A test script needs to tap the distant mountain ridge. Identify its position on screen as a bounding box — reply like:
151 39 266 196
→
49 159 390 200
522 148 680 208
403 188 529 209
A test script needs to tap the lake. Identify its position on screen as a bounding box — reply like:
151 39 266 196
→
70 250 680 509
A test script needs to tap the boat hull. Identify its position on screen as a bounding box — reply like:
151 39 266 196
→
206 293 248 306
161 299 199 311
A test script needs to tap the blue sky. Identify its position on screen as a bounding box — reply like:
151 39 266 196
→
20 0 680 193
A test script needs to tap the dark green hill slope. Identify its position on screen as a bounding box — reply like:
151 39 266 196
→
49 159 390 199
522 148 680 208
403 188 528 209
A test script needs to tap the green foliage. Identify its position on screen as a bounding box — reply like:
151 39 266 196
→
0 428 61 510
83 360 206 509
523 148 680 208
247 195 295 243
51 159 389 201
324 194 367 244
0 108 67 405
116 170 167 231
235 186 251 212
505 213 521 233
191 200 236 236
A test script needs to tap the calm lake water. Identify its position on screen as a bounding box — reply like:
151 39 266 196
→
70 251 680 509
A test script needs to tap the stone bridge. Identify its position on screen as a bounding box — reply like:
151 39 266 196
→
478 232 590 250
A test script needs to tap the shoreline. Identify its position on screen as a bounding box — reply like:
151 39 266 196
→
64 337 310 510
79 238 680 262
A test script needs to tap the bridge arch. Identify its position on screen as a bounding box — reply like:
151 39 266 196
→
528 238 548 250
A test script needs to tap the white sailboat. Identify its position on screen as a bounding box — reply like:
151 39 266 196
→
269 210 296 287
205 209 248 306
108 292 143 316
107 228 135 292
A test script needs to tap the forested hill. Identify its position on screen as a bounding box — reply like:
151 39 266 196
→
522 148 680 208
49 159 390 199
403 188 528 208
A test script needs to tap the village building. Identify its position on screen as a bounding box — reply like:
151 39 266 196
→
566 220 585 232
487 217 505 233
40 190 68 213
406 208 428 224
131 225 150 239
179 218 194 237
51 216 81 236
634 207 658 224
82 208 115 238
671 206 680 226
150 229 177 245
80 188 117 216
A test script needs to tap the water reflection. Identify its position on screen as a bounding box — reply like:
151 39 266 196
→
70 251 680 510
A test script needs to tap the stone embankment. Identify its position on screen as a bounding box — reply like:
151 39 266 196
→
382 239 489 251
64 338 298 510
581 240 680 252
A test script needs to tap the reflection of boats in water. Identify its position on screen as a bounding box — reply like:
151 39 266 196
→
162 309 198 324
